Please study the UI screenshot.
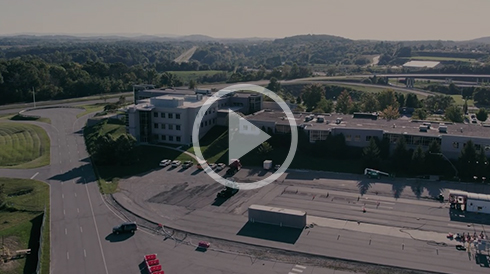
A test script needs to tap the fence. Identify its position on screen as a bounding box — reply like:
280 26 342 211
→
36 206 47 274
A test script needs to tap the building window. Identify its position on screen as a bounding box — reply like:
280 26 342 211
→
176 125 181 131
161 124 166 129
365 136 372 142
355 135 361 142
176 114 181 119
169 136 174 141
176 136 181 142
169 113 173 119
243 125 248 131
453 142 459 149
475 144 481 151
153 112 158 118
161 135 166 141
154 123 158 129
200 122 203 128
345 135 352 141
169 124 173 130
160 112 165 118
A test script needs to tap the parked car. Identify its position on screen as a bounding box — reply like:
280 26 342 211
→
113 222 137 234
209 163 217 169
217 186 238 198
197 161 208 170
216 163 226 171
274 164 281 170
183 160 193 169
198 241 210 248
171 160 182 167
159 159 171 167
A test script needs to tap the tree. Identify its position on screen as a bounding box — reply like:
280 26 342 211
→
114 134 137 165
188 79 196 89
315 97 334 113
0 183 5 208
444 105 463 123
476 108 488 122
459 140 478 178
361 93 379 112
335 90 352 114
424 95 454 113
463 99 468 115
301 84 325 111
257 141 273 157
413 108 427 120
392 136 410 172
405 93 420 108
377 89 399 110
380 105 400 120
411 145 425 175
473 88 490 105
396 93 405 108
362 138 380 168
266 77 281 93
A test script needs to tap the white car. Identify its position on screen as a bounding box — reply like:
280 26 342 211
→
171 160 182 167
216 163 226 171
159 159 171 167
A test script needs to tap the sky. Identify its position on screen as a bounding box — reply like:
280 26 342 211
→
0 0 489 41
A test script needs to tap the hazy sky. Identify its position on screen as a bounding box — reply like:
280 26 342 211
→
0 0 489 40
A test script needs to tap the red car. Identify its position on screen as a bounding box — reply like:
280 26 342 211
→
198 241 210 248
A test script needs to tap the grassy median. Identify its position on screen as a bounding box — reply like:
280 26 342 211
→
0 122 50 169
0 178 50 274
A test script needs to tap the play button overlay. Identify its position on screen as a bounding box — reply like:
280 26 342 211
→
228 110 271 161
192 84 298 190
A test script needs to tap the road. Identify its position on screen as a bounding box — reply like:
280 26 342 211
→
0 108 348 274
114 165 490 274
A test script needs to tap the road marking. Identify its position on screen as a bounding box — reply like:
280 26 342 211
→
75 193 77 197
65 228 67 235
80 226 83 233
30 172 39 179
84 249 87 257
69 159 72 163
85 180 110 274
291 269 303 273
77 208 79 213
295 265 306 269
62 194 64 199
67 252 69 260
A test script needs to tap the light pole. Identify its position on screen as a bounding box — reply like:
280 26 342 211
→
429 151 458 179
32 87 36 108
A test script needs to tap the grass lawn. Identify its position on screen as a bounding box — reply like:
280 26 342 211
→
76 103 106 118
0 178 50 274
0 123 50 169
450 95 475 107
168 70 229 83
411 56 476 62
187 126 228 163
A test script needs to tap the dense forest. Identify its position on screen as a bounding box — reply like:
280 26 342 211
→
1 34 490 105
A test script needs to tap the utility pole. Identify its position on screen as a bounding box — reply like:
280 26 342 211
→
32 87 36 108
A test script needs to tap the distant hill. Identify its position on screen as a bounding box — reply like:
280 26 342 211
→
273 34 351 44
468 36 490 44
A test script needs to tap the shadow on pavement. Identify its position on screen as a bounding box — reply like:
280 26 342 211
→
450 209 490 225
191 169 203 176
476 253 490 267
357 180 371 196
195 247 207 252
237 222 302 244
49 163 95 183
105 232 134 242
212 197 229 207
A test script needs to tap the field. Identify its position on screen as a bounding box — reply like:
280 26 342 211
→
410 56 477 62
450 95 475 107
319 82 427 99
0 123 50 169
168 70 229 83
0 178 50 274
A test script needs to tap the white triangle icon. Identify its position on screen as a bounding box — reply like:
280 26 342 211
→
228 110 271 162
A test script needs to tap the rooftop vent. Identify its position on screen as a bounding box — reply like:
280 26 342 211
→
419 125 428 132
423 122 431 129
439 126 448 133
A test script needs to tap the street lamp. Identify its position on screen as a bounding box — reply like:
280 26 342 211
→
429 151 458 179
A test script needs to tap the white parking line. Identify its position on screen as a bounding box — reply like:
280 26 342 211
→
62 194 64 199
291 269 303 273
30 172 39 179
294 265 306 269
77 208 79 213
80 226 83 233
74 193 77 197
63 210 65 216
84 249 87 257
65 228 67 235
67 252 69 260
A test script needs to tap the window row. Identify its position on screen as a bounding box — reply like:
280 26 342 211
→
200 118 217 128
153 112 181 119
153 123 181 131
345 134 361 142
160 135 181 142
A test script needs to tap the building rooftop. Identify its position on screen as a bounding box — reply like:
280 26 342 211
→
403 60 441 68
247 111 490 138
249 204 306 216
